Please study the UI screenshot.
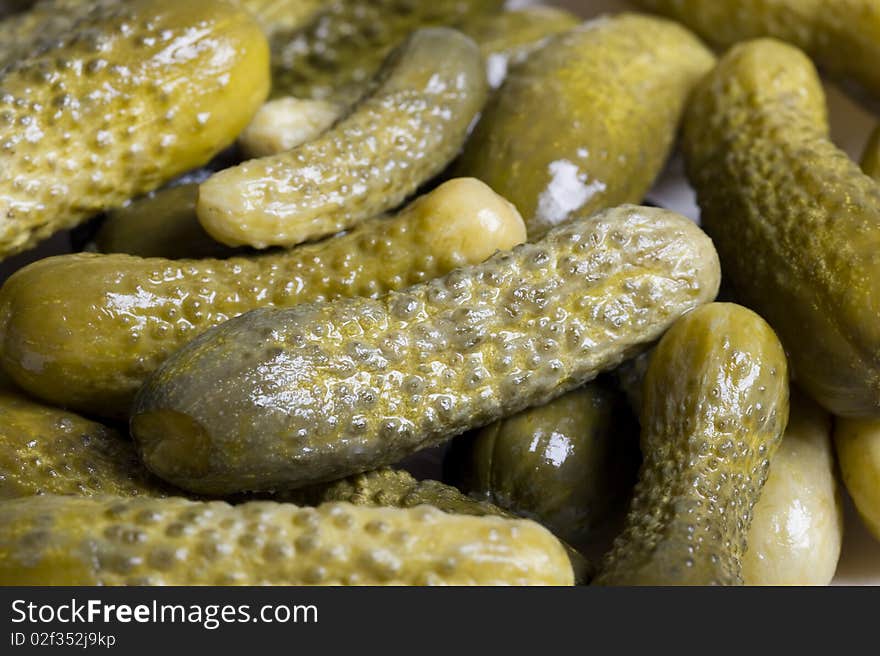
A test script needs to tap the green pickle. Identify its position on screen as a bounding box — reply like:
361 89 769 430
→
283 467 594 583
596 303 789 586
0 388 167 499
269 0 504 104
95 185 236 260
131 205 721 496
835 416 880 543
445 380 639 545
0 178 525 418
0 496 574 585
634 0 880 102
456 13 715 239
198 28 488 249
743 390 842 586
683 39 880 417
0 0 270 260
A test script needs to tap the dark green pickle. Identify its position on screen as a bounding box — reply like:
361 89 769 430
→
445 379 639 545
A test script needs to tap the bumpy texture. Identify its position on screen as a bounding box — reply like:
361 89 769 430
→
131 205 721 495
683 39 880 417
0 178 525 417
0 496 574 585
0 389 167 499
743 390 842 586
635 0 880 102
198 28 488 249
269 0 504 104
596 303 789 586
282 467 593 584
835 416 880 542
461 6 580 88
0 0 270 259
445 380 639 544
456 13 716 239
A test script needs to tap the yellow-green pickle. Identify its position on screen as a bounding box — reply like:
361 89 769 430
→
634 0 880 103
0 496 574 585
596 303 789 586
445 380 640 545
456 13 715 239
743 390 842 586
683 39 880 418
198 28 489 249
0 178 525 417
131 205 720 495
0 387 167 499
283 468 594 583
835 417 880 543
0 0 270 259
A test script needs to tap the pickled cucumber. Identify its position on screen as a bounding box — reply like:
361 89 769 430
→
237 0 322 38
283 467 594 584
835 417 880 543
683 39 880 417
198 28 488 249
131 205 721 496
634 0 880 102
445 380 639 544
0 388 167 499
743 390 842 586
0 0 270 260
238 97 342 160
461 6 580 88
456 13 715 239
0 495 574 585
0 178 525 418
596 303 789 586
95 185 237 260
269 0 504 104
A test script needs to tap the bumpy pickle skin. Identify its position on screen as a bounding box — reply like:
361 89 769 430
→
0 0 270 260
269 0 504 105
0 389 167 499
461 6 580 88
634 0 880 103
284 468 594 584
95 184 237 260
445 380 640 545
455 13 715 240
131 205 721 496
0 178 525 418
743 390 842 586
683 39 880 417
595 303 789 586
0 496 574 586
835 417 880 542
198 28 488 249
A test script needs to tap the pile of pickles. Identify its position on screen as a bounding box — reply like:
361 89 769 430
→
0 0 878 586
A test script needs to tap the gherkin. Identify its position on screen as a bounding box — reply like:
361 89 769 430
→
683 39 880 417
596 303 789 586
0 495 574 585
0 0 270 259
131 205 720 496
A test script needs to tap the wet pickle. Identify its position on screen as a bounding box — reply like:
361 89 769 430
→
683 39 880 417
0 496 574 585
0 178 526 418
198 28 488 249
0 0 270 259
596 303 789 586
835 417 880 543
456 13 715 239
131 205 720 495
